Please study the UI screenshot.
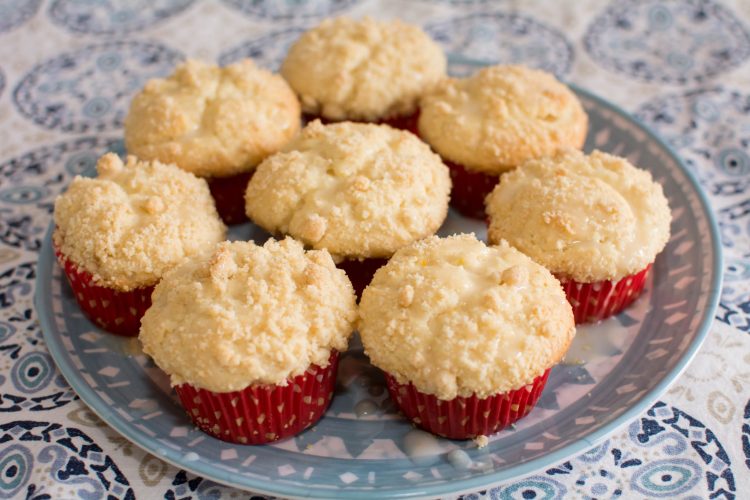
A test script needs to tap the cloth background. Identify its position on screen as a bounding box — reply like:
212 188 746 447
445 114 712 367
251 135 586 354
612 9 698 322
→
0 0 749 498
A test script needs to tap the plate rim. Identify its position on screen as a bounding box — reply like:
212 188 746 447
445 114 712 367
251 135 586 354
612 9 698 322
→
35 84 724 499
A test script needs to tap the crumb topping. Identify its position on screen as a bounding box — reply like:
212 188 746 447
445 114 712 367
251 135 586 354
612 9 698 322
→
125 59 300 178
359 234 575 400
245 120 451 260
418 65 588 174
486 149 672 282
281 17 446 121
53 153 226 290
139 238 357 392
474 435 489 449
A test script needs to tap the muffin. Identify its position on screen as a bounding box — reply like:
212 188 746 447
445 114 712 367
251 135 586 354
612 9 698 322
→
139 239 357 444
281 17 446 130
53 153 226 336
418 65 588 219
359 234 575 439
245 120 451 296
124 59 301 224
486 149 672 323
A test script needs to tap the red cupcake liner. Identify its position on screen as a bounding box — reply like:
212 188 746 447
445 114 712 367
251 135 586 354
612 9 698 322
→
302 112 420 134
54 247 154 337
445 160 500 220
380 112 420 135
386 368 551 439
174 352 338 444
336 257 389 300
207 170 254 225
558 264 652 324
414 115 499 219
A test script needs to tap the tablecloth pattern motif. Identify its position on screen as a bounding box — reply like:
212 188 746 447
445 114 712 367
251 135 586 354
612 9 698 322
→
0 0 749 498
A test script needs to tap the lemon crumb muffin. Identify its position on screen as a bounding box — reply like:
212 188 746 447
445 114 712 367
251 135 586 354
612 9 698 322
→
124 59 301 224
53 153 226 336
418 64 588 218
245 120 451 295
140 238 357 444
359 234 575 438
486 149 672 323
281 17 446 126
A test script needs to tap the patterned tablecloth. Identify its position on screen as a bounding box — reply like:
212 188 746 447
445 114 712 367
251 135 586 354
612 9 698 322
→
1 0 749 498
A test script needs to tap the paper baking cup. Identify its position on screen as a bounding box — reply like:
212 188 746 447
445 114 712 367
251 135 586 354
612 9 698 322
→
380 112 419 135
559 264 652 324
336 257 389 299
302 112 420 134
207 170 254 225
174 352 339 445
54 247 153 337
445 160 500 220
385 368 551 439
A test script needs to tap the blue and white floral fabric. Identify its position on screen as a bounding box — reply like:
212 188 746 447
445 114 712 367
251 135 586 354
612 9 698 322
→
1 0 749 498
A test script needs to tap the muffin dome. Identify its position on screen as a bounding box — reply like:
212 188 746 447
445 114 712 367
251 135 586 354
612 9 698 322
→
53 153 226 291
486 149 672 282
281 17 446 121
359 234 575 400
418 65 588 174
139 238 357 392
245 120 451 260
124 59 300 178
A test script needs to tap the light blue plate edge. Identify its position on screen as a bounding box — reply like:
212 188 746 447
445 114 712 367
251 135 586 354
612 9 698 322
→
35 84 724 500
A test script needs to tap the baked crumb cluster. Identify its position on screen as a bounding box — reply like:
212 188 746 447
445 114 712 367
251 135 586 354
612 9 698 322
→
281 17 446 121
125 59 300 178
245 120 451 260
53 153 226 290
486 149 672 282
139 238 357 392
359 234 575 400
418 65 588 174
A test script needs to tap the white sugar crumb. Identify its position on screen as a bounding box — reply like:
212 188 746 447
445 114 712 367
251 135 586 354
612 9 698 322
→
245 121 451 260
473 435 489 449
53 153 226 291
398 285 414 307
282 17 445 121
419 64 587 174
300 214 328 243
143 196 165 214
500 265 527 286
487 149 671 282
125 59 300 178
359 234 575 400
139 238 357 393
351 175 371 192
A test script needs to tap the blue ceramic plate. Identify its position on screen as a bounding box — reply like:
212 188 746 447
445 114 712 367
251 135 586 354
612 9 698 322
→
36 87 722 499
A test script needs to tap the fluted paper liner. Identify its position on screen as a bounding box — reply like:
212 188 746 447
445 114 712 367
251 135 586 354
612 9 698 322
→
175 352 339 445
559 264 652 324
207 170 254 225
55 246 153 337
386 368 551 440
